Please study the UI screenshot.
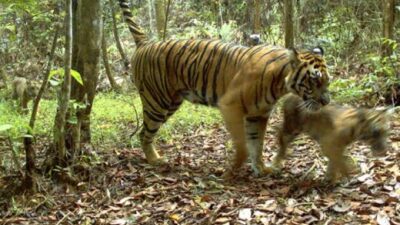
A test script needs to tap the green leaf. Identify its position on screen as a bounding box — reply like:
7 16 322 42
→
22 134 34 138
4 24 15 33
49 69 83 85
71 69 83 85
49 78 60 86
67 117 78 125
49 68 64 79
0 124 13 132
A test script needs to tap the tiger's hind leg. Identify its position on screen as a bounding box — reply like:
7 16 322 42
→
139 95 183 165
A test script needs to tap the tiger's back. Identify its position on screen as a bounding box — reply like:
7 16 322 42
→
132 40 298 108
132 39 247 106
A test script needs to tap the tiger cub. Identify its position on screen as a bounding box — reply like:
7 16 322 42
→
273 94 391 182
12 77 38 113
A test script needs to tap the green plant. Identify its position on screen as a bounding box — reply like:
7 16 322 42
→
330 40 399 104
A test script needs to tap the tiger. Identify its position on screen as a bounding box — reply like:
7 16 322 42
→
118 0 331 177
12 77 38 113
273 94 391 182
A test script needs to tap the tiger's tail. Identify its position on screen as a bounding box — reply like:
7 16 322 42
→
118 0 148 46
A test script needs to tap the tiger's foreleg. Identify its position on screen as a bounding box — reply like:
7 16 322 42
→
245 116 274 176
219 105 248 179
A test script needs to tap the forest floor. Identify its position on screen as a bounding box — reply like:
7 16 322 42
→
0 111 400 225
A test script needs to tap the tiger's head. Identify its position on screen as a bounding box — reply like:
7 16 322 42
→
286 47 330 111
360 108 392 157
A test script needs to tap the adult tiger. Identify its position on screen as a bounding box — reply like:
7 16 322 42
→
118 0 331 177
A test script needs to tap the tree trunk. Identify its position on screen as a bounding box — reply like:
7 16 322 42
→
67 0 102 154
218 0 224 26
0 68 7 89
284 0 294 48
147 0 155 36
23 25 59 190
253 0 261 34
154 0 165 39
382 0 395 57
102 29 121 92
295 0 302 42
162 0 171 41
110 0 129 68
53 0 72 167
246 0 262 34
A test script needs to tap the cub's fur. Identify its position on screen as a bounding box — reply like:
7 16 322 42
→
12 77 38 113
273 94 390 182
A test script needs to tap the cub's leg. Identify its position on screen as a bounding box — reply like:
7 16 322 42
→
139 93 182 165
21 91 29 113
272 126 298 169
244 115 273 176
321 145 349 182
219 105 248 178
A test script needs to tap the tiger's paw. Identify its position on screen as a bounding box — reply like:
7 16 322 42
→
252 163 274 177
147 156 168 166
271 158 284 171
221 171 235 181
323 175 339 185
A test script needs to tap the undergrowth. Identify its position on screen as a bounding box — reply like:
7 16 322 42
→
0 90 222 170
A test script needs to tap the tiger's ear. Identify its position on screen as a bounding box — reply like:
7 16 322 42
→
288 48 301 68
312 46 324 56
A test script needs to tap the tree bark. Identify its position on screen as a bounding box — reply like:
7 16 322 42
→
67 0 102 154
53 0 72 167
154 0 166 39
162 0 171 41
102 29 121 92
147 0 155 35
0 68 7 89
253 0 261 34
23 24 59 190
382 0 395 57
110 0 129 68
246 0 262 34
218 0 224 27
295 0 302 42
284 0 294 48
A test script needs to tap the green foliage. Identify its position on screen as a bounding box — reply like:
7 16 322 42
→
219 21 239 42
0 124 13 132
91 92 221 147
157 102 221 143
172 19 239 42
49 69 83 86
330 40 399 104
0 89 222 149
0 101 30 139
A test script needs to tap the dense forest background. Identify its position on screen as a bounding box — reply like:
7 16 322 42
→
0 0 400 100
1 0 400 103
0 0 399 224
